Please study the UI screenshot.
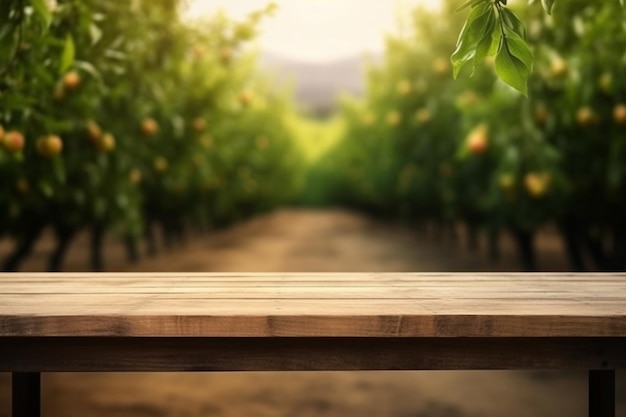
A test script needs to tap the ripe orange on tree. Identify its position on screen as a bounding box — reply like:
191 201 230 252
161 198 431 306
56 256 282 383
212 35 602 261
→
36 135 63 158
2 131 25 154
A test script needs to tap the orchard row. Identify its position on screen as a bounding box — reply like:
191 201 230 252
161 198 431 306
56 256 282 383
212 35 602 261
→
314 0 626 271
0 0 302 271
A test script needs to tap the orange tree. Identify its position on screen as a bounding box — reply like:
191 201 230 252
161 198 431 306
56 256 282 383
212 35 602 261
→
315 1 521 254
313 2 495 242
0 0 302 271
458 83 567 270
452 0 626 270
452 0 625 94
314 0 626 271
525 0 626 270
313 4 466 221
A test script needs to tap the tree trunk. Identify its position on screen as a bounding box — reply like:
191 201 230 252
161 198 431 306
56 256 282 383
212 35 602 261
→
47 227 77 272
162 221 174 250
466 224 479 252
2 224 44 272
581 229 611 271
487 229 501 262
173 217 187 246
90 224 105 272
448 223 459 245
609 229 626 272
559 222 586 272
124 235 140 264
512 228 537 272
145 220 158 256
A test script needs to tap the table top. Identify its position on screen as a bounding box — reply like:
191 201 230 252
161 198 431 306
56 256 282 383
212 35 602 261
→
1 273 625 338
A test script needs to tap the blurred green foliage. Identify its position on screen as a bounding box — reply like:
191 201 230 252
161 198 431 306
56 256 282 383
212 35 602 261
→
0 0 304 271
311 0 626 271
453 0 624 94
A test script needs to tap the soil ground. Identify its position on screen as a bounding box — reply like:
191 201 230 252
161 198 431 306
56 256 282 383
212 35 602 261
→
1 209 624 417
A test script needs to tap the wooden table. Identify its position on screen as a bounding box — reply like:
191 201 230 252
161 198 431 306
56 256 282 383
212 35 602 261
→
1 273 625 417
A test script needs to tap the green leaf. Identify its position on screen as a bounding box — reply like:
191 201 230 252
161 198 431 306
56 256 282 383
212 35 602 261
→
38 180 54 197
456 0 488 12
12 152 24 162
31 60 55 85
541 0 556 14
90 23 103 45
473 12 500 72
506 31 533 68
495 36 531 96
451 3 493 78
53 155 66 184
29 0 53 30
500 8 528 40
60 35 75 75
74 60 101 80
0 24 13 41
1 92 37 110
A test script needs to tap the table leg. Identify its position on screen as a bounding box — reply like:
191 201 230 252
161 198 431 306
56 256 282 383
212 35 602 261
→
589 370 615 417
12 373 41 417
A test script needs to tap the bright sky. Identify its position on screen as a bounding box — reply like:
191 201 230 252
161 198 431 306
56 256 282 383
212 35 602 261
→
182 0 443 63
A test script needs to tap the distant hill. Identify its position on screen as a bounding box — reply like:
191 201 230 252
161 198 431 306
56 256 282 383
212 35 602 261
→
259 52 380 117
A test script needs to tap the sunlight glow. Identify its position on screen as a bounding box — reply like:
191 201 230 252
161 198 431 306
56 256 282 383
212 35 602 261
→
182 0 443 63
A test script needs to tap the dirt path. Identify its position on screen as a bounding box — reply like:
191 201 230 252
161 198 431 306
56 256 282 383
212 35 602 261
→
124 209 507 273
1 209 624 417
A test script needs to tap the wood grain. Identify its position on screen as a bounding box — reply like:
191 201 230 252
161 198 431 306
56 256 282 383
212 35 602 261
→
1 273 625 337
1 337 625 372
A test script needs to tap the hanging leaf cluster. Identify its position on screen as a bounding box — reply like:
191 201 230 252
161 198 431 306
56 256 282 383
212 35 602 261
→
452 0 624 95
